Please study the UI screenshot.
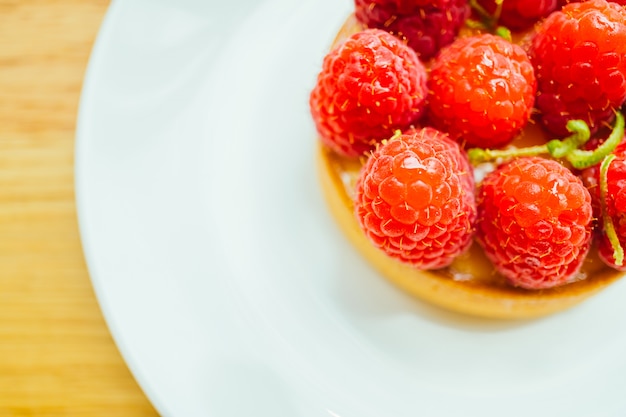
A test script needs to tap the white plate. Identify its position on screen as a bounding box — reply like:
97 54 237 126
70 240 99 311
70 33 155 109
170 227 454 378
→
76 1 626 416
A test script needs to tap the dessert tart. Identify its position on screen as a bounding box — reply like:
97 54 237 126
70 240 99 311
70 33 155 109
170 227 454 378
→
313 5 626 319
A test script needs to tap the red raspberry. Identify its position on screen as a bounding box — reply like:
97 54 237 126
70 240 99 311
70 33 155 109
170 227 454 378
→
476 157 594 290
528 0 626 137
475 0 558 31
354 0 470 60
354 128 476 269
310 29 428 158
581 143 626 270
428 33 536 149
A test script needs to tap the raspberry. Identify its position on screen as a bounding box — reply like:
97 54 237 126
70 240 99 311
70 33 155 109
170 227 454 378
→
528 0 626 137
475 0 558 31
476 157 594 289
310 29 428 158
354 0 470 60
428 33 536 149
581 143 626 270
354 128 476 269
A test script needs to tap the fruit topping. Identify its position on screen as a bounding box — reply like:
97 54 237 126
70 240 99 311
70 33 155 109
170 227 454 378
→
476 157 594 289
354 0 471 60
582 142 626 270
353 128 477 269
427 33 536 149
309 29 428 158
528 0 626 137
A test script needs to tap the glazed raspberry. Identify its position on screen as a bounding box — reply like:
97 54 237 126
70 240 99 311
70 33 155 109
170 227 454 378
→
354 0 470 60
428 33 536 149
529 0 626 137
310 29 428 158
581 143 626 270
354 128 476 269
477 157 593 289
475 0 558 30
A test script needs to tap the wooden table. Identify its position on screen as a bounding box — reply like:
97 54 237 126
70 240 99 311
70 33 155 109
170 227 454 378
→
0 1 159 415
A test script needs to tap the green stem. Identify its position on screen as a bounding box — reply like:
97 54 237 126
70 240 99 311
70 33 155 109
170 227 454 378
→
464 18 487 30
495 26 512 42
468 0 511 41
493 0 504 21
565 112 625 169
492 0 510 41
468 112 625 168
468 117 591 165
469 0 492 22
545 119 590 158
468 144 549 164
600 154 624 267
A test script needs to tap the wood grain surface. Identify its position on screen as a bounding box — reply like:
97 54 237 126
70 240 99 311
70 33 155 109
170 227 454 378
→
0 1 159 415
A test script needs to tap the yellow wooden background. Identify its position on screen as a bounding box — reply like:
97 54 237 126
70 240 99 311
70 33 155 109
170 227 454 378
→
0 1 159 415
